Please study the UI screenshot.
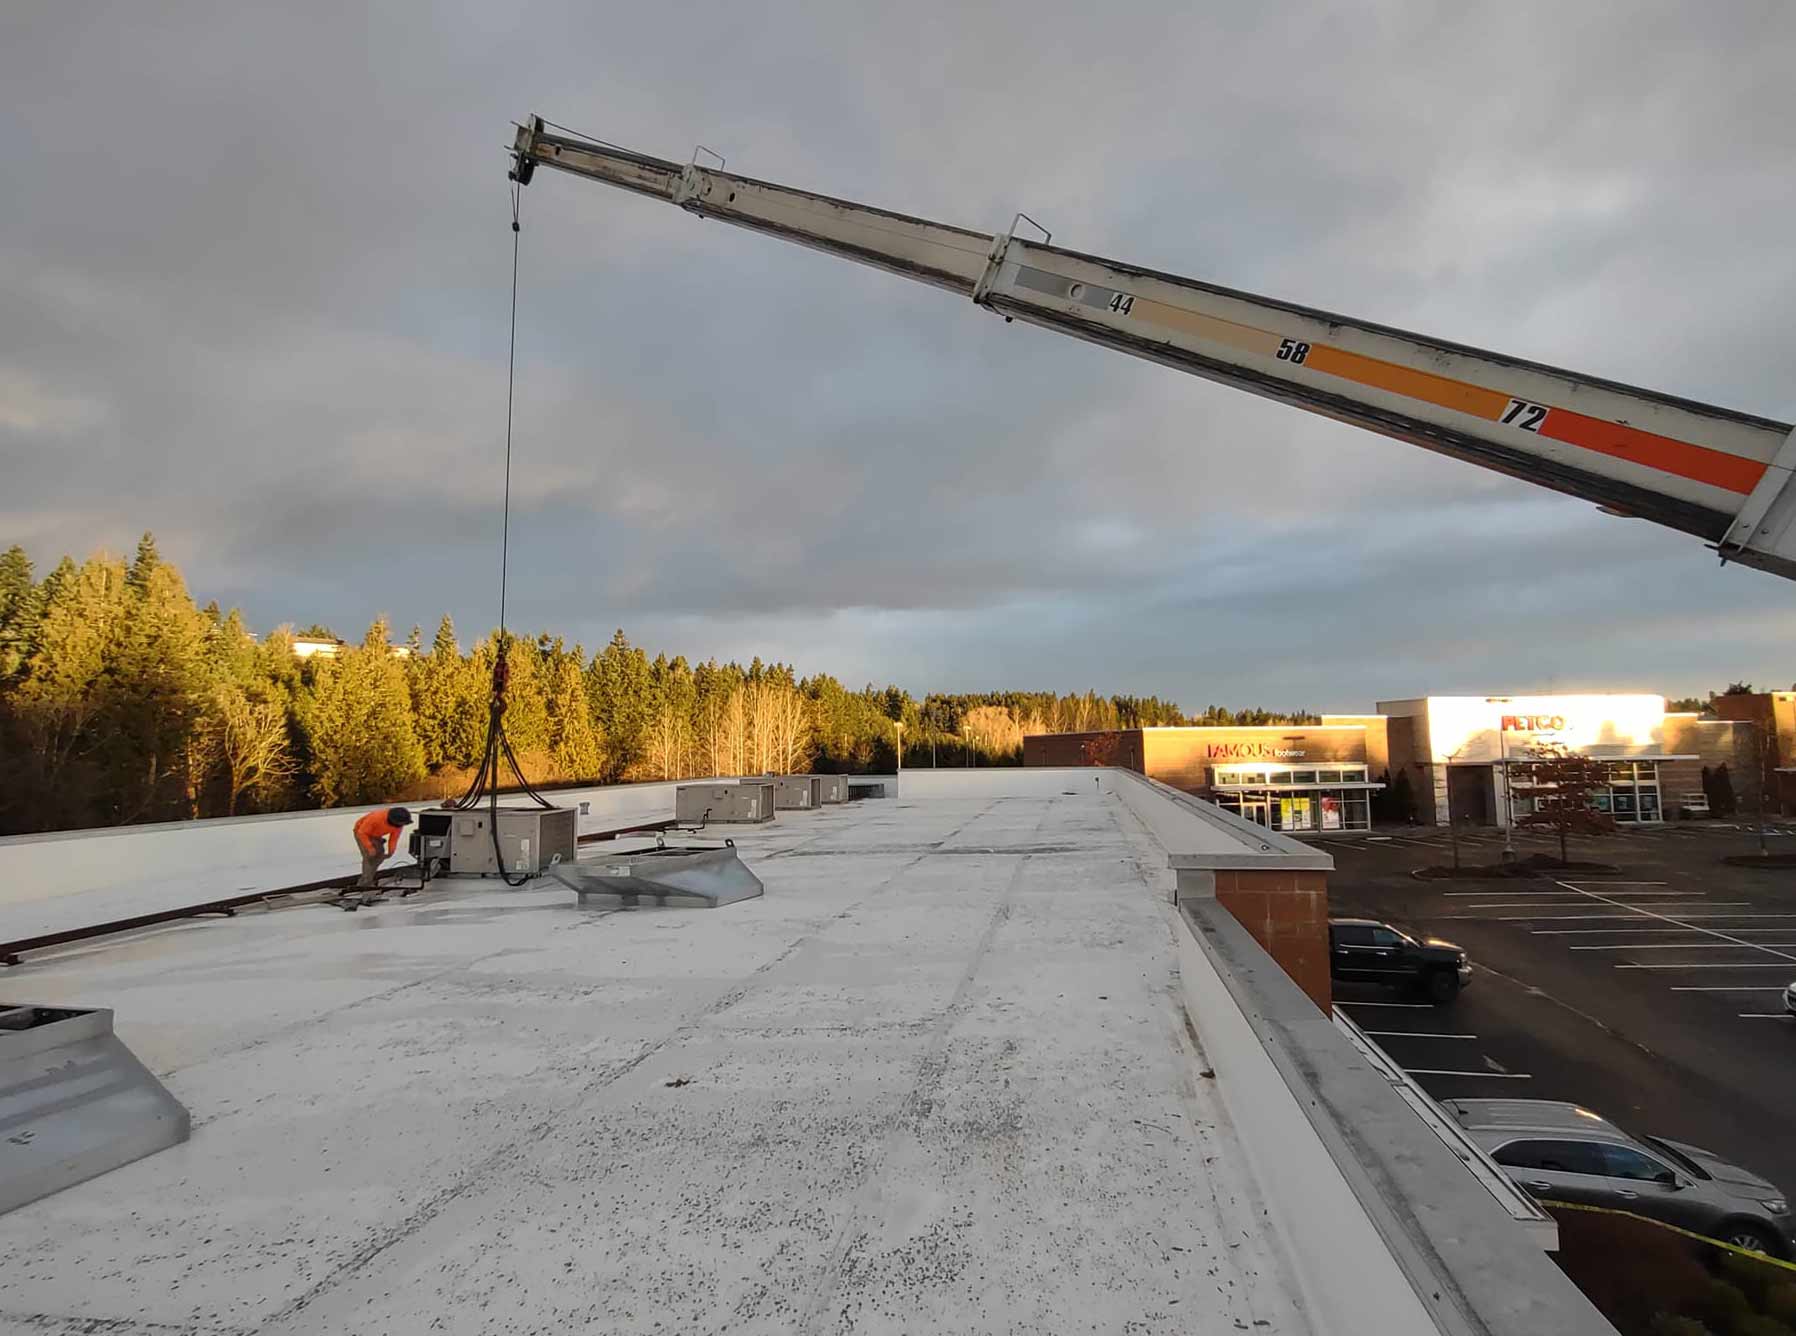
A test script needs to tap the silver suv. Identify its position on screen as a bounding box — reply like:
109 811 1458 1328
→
1446 1098 1791 1257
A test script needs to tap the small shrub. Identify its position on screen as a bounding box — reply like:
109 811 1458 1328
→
1723 1314 1796 1336
1688 1281 1753 1330
1647 1315 1714 1336
1767 1287 1796 1326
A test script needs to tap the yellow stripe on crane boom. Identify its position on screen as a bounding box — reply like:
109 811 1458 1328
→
510 117 1796 582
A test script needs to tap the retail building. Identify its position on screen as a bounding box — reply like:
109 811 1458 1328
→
1024 692 1769 832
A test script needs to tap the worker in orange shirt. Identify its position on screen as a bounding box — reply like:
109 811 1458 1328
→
352 806 413 890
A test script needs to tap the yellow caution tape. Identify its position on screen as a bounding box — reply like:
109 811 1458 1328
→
1541 1199 1796 1274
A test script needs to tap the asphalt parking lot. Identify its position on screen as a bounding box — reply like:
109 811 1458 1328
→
1321 821 1796 1200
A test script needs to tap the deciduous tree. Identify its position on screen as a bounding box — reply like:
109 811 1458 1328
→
1510 743 1617 863
205 680 298 814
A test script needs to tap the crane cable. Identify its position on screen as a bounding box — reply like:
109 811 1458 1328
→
450 177 551 889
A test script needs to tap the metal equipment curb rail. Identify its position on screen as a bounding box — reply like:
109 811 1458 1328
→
0 818 678 966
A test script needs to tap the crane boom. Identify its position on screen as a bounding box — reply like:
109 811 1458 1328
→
510 117 1796 582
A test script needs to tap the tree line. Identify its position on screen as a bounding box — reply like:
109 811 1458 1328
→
0 537 1322 835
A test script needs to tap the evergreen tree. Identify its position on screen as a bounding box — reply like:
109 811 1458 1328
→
493 632 551 762
7 553 133 827
126 532 162 594
0 545 37 681
298 616 426 805
105 560 216 821
547 655 601 781
588 629 654 782
411 616 484 770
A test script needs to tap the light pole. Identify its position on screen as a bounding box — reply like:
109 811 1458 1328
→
894 720 903 774
1486 698 1516 862
1755 722 1769 857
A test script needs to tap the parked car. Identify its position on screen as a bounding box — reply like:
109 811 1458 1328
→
1328 917 1471 1003
1447 1098 1791 1257
1785 979 1795 1019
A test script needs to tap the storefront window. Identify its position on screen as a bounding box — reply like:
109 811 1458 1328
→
1605 762 1660 822
1216 770 1376 832
1274 796 1315 831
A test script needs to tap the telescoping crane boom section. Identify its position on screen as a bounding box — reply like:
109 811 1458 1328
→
509 117 1796 582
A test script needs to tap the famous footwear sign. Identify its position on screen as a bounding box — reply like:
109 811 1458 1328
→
1207 742 1308 760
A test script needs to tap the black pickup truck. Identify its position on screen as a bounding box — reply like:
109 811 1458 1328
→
1329 917 1472 1004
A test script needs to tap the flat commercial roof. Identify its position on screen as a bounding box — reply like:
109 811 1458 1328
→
0 788 1311 1334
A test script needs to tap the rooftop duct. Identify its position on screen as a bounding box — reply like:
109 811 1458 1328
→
547 840 765 908
1 1005 190 1216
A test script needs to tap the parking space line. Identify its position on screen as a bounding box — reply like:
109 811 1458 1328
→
1362 1031 1477 1039
1457 900 1734 910
1403 1069 1533 1079
1555 881 1796 965
1739 1014 1794 1020
1616 963 1796 970
1445 913 1796 922
1535 927 1796 935
1670 986 1790 992
1442 892 1698 900
1439 889 1679 897
1573 942 1796 951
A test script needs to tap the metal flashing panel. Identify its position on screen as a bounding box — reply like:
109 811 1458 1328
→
548 844 765 908
0 1005 190 1216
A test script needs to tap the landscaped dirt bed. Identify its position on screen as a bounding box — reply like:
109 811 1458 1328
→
1412 853 1622 880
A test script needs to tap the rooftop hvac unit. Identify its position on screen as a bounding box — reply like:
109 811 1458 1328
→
418 806 578 877
768 774 822 810
816 775 849 804
1 1005 190 1217
675 781 774 824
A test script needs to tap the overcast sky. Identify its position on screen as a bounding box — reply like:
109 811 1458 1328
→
4 2 1793 710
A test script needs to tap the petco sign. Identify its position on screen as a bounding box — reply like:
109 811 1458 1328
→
1500 714 1567 734
1423 695 1667 764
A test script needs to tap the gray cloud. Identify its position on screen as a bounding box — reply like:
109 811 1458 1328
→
3 0 1792 707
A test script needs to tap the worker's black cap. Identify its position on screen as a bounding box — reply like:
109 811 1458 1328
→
389 806 413 825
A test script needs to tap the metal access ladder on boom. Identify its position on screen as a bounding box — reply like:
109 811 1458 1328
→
508 117 1796 582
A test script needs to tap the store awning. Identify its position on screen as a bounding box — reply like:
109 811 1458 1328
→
1213 782 1385 792
1493 748 1697 764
